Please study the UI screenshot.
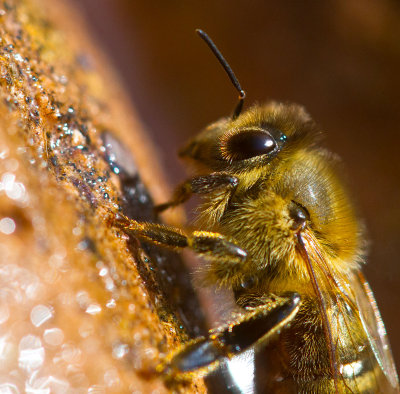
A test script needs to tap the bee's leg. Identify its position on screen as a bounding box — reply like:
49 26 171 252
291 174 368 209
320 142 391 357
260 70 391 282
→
158 293 301 380
113 213 247 264
154 172 238 212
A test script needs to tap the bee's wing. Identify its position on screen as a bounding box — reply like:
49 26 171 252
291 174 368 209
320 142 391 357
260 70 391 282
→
300 232 399 392
350 271 399 390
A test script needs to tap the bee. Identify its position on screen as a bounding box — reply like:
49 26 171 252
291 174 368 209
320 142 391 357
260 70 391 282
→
115 30 399 392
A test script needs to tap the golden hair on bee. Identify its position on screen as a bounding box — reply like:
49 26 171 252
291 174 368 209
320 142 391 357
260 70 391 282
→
116 29 399 392
181 101 363 292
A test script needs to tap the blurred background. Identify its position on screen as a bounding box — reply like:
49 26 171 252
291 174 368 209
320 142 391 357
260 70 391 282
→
72 0 400 370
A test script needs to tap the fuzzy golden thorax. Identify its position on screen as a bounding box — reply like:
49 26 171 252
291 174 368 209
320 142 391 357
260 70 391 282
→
180 102 363 292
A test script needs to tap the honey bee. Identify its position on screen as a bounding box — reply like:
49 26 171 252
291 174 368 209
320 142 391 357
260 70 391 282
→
115 30 399 392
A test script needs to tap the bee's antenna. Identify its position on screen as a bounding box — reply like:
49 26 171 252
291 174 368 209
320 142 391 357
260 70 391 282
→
196 29 246 120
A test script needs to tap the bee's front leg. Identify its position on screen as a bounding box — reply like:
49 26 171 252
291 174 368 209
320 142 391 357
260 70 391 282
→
154 172 238 212
158 293 301 380
113 213 246 264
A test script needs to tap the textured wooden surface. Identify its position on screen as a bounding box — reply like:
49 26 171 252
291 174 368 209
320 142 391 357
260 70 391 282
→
0 0 206 392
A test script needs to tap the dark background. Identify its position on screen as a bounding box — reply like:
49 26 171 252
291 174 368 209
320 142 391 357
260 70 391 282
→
73 0 400 371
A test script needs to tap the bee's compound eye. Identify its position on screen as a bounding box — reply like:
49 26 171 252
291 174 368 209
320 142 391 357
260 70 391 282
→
289 201 310 231
240 276 256 289
225 130 277 161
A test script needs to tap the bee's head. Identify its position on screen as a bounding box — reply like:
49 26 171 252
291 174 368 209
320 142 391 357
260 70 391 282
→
179 102 319 174
188 31 318 176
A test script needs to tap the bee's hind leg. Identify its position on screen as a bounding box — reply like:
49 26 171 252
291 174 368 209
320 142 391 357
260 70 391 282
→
158 293 301 380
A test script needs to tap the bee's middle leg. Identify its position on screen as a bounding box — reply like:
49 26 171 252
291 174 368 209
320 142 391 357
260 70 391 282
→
113 213 246 264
